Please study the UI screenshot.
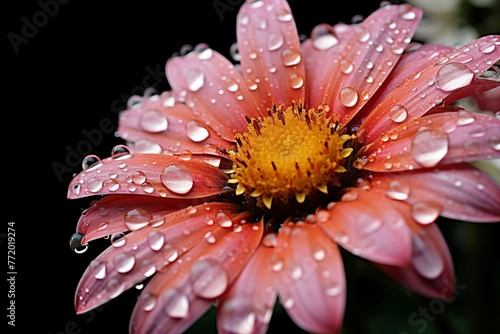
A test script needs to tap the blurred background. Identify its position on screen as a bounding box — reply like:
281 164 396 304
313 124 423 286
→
5 0 499 333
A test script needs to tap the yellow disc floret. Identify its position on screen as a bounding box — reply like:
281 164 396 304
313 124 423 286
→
228 101 355 211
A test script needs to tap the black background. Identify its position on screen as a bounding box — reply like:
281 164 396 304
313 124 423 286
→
5 0 500 333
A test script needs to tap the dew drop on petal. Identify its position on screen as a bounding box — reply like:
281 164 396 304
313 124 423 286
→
456 110 475 126
124 208 152 231
219 298 256 334
411 234 444 279
111 145 131 159
479 41 495 54
411 129 448 167
70 232 88 254
148 230 165 251
435 63 474 91
160 164 194 194
386 179 411 200
113 252 136 273
412 201 441 225
90 260 106 279
190 259 228 299
490 137 500 151
289 73 304 89
267 33 284 51
132 171 147 185
389 105 408 123
185 68 204 92
162 244 179 262
161 288 190 318
111 232 127 247
185 120 209 142
281 48 301 66
275 7 292 22
341 191 358 202
82 155 101 171
139 109 168 133
107 279 125 299
87 177 103 193
138 292 157 312
338 87 359 107
311 24 338 50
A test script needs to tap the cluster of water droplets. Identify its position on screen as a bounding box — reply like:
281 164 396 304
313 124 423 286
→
69 144 202 199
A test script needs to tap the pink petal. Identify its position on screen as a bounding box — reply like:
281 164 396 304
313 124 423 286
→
311 4 422 125
468 85 500 113
358 35 500 144
370 163 500 222
67 153 229 199
351 44 454 125
319 188 412 266
165 46 264 140
236 0 305 112
74 194 200 244
302 23 355 110
129 218 263 334
375 218 456 300
359 110 500 172
217 235 277 334
118 90 235 154
274 221 345 334
75 202 241 314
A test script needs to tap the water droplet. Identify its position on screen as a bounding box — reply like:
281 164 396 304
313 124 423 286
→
113 252 136 273
111 145 131 159
185 120 209 142
470 124 487 137
267 33 284 51
411 234 444 279
161 288 190 318
124 208 152 231
70 232 88 254
479 41 495 54
341 191 358 202
82 155 101 171
160 164 194 194
111 232 126 247
185 68 204 92
312 244 326 261
162 244 179 262
339 59 354 74
216 212 233 228
148 230 165 251
90 260 106 279
281 48 301 66
311 24 338 50
411 129 448 167
189 259 228 299
87 177 103 193
456 110 475 126
141 260 156 277
386 179 411 200
435 63 474 91
324 280 342 297
490 137 500 151
219 298 257 334
412 201 441 225
131 171 147 185
389 105 408 123
195 44 213 60
338 87 359 107
275 8 292 22
139 292 157 311
289 73 304 89
204 231 217 244
107 278 125 299
139 109 168 133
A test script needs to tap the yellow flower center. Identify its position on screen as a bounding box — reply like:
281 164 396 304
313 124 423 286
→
228 101 356 214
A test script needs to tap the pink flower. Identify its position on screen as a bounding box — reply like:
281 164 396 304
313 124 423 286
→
67 1 500 333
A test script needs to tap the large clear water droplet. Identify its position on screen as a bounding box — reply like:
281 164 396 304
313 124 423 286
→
411 129 448 167
113 252 136 273
435 63 474 91
185 120 209 142
338 87 359 107
412 201 441 225
190 259 228 299
139 109 168 133
161 288 190 318
124 208 152 231
219 298 257 334
160 164 194 194
411 234 444 279
70 232 88 254
185 68 204 92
